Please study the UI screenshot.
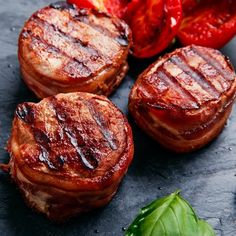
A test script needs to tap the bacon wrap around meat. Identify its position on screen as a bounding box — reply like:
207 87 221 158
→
7 92 134 221
18 1 132 98
129 45 236 153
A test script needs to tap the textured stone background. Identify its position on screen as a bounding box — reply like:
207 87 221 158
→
0 1 236 235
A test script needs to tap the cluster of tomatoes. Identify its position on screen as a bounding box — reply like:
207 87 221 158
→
68 0 236 58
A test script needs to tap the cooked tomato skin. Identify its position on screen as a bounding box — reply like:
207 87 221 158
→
181 0 198 15
125 0 183 58
67 0 101 9
178 0 236 48
104 0 129 18
67 0 129 18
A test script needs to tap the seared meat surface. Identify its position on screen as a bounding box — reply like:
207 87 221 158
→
129 45 236 153
8 92 134 220
18 1 132 98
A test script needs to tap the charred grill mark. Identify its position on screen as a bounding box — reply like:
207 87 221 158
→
73 14 114 38
86 101 118 150
116 32 129 46
56 112 66 123
29 32 92 78
22 30 30 39
38 146 57 170
34 128 50 145
33 126 64 170
57 155 65 166
32 15 103 60
49 97 99 170
50 1 75 10
111 19 130 46
16 104 34 124
191 46 235 81
49 97 68 124
30 16 103 76
170 54 220 99
75 8 89 17
16 101 64 171
73 13 128 46
153 66 200 109
64 60 92 78
65 128 98 170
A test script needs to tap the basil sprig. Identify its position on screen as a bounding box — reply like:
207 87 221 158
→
125 191 215 236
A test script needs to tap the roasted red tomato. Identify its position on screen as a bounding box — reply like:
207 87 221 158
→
105 0 129 18
67 0 129 18
67 0 105 10
181 0 198 15
125 0 183 58
178 0 236 48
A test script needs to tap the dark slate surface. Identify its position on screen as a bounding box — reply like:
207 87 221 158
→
0 1 236 235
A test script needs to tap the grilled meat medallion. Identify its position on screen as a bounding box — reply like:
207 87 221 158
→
129 45 236 153
7 92 134 221
18 1 132 98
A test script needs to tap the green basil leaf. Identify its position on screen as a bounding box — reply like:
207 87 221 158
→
198 220 215 236
125 191 215 236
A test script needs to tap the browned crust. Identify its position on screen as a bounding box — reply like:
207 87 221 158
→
129 45 236 153
7 92 134 220
129 100 234 153
20 58 129 98
8 92 134 190
18 2 132 98
11 160 122 221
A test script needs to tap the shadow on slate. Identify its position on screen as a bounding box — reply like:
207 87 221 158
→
0 0 236 236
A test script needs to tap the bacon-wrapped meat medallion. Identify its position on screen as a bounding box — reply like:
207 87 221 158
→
18 1 132 98
129 45 236 153
7 92 134 221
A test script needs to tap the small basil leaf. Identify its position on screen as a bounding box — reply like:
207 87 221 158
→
198 220 215 236
125 191 215 236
